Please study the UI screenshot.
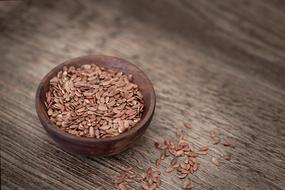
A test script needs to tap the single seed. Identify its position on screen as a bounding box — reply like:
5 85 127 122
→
198 150 208 155
221 138 231 146
184 123 192 129
212 138 220 145
211 158 220 166
166 166 175 173
210 129 216 139
199 145 208 151
177 173 188 179
155 159 161 166
224 154 232 161
182 179 193 189
89 127 95 137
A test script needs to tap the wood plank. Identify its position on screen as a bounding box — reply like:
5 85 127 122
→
1 0 285 189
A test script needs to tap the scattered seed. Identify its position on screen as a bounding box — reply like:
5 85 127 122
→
211 158 220 166
212 138 220 145
199 145 208 151
118 183 128 190
184 123 192 129
177 172 188 179
175 150 184 157
198 150 208 155
171 157 178 165
176 128 184 139
182 179 193 189
149 183 156 190
139 168 161 190
150 124 234 190
223 154 232 161
221 138 231 146
210 129 216 139
155 159 161 166
166 166 175 173
95 185 103 190
141 183 148 190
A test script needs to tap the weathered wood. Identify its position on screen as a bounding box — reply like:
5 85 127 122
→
0 0 285 189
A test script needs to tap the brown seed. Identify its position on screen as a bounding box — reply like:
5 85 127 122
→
89 127 95 137
211 158 220 166
180 162 188 170
177 172 188 179
199 145 208 151
95 185 103 190
221 138 231 146
154 142 160 148
118 183 128 190
149 183 156 190
175 150 184 157
184 123 192 129
77 107 85 113
210 129 216 139
98 104 108 111
172 163 180 169
188 152 197 157
155 159 161 166
142 172 148 180
198 150 208 155
223 154 232 161
100 125 110 130
192 162 198 171
171 157 178 165
160 151 166 160
47 108 53 116
69 124 78 129
45 64 144 138
166 166 175 173
176 128 184 139
212 138 220 145
182 179 193 189
146 167 153 174
140 183 148 190
122 166 133 171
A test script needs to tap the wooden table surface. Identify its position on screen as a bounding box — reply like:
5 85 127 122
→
1 0 285 189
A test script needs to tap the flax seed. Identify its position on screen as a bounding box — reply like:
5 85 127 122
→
45 64 144 138
211 158 220 166
221 138 231 146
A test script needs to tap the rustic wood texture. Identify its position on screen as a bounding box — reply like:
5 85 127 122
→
1 0 285 189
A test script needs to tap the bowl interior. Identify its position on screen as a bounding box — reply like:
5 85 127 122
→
36 55 155 142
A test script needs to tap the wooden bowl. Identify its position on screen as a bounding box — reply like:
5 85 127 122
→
35 55 156 156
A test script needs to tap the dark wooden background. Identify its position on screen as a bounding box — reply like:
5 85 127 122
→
1 0 285 189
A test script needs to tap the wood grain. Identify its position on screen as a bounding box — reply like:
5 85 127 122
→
1 0 285 189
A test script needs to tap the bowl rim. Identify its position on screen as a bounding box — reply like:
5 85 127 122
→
35 54 156 143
